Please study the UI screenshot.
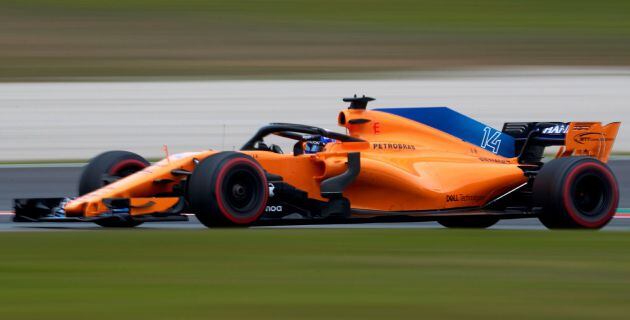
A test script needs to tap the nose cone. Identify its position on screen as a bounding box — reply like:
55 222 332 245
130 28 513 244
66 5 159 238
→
63 198 88 216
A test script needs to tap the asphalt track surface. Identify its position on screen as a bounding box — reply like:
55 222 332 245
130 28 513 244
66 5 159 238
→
0 160 628 231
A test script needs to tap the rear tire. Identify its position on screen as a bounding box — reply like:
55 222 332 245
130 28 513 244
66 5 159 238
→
188 152 269 228
533 157 619 229
79 150 150 228
438 216 499 229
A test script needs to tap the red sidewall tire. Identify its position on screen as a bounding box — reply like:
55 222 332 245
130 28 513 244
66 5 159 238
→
213 158 269 225
561 162 619 228
534 157 619 229
108 159 148 177
188 152 269 228
78 150 149 228
79 150 150 196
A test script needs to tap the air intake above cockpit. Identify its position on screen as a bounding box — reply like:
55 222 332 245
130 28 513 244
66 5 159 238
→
343 95 375 110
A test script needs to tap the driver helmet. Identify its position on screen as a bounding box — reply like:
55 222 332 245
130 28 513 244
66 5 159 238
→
305 136 336 154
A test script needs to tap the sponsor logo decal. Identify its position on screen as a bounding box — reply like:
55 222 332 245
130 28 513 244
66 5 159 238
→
573 132 613 145
372 143 416 151
481 127 501 154
446 194 485 202
372 122 381 134
268 183 276 197
542 124 569 135
479 157 510 164
265 205 283 213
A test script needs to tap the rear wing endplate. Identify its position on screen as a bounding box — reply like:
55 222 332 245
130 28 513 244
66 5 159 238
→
557 122 621 163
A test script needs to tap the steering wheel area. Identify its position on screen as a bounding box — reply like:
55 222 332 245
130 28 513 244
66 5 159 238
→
252 140 284 154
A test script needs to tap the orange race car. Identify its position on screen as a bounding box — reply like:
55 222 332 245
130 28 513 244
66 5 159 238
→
14 96 621 229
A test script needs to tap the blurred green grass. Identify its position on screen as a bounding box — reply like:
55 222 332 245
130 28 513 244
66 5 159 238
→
1 229 629 319
1 0 630 80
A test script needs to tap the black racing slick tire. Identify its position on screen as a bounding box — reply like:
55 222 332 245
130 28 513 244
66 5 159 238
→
188 152 269 228
437 216 499 229
79 150 150 228
533 157 619 229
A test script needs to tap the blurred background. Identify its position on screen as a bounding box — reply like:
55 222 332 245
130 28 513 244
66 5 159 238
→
1 0 629 160
2 4 630 318
2 0 630 79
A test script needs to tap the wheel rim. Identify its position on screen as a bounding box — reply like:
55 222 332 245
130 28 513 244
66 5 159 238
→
221 165 264 215
572 173 608 216
563 162 617 228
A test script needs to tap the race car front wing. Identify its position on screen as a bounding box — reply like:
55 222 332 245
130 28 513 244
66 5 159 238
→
13 197 189 223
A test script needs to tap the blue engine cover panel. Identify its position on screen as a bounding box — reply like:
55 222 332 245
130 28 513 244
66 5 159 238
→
375 107 516 158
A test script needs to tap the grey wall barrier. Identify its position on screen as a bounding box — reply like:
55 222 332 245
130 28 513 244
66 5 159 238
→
1 74 628 161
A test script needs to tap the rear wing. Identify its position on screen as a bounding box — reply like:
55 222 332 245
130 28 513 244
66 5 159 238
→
502 122 621 163
558 122 621 162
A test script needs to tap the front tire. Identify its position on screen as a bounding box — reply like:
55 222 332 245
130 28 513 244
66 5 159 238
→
188 152 269 228
79 150 150 228
533 157 619 229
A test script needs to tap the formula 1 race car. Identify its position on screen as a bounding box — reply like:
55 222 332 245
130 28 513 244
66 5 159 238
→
14 96 621 229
